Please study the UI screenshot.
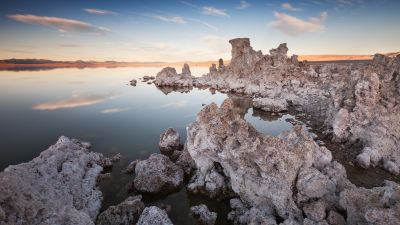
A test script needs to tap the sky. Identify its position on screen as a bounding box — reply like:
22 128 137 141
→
0 0 399 62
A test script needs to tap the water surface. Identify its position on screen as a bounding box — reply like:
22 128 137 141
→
0 67 295 224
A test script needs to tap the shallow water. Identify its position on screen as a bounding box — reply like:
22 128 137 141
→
0 67 296 224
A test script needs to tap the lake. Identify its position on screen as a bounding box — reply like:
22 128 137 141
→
0 67 297 224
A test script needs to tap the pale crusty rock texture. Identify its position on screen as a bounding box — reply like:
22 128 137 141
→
154 63 194 87
159 127 182 154
136 206 173 225
190 204 217 225
185 99 400 225
155 37 400 174
0 136 105 225
96 195 145 225
253 97 288 112
134 153 184 195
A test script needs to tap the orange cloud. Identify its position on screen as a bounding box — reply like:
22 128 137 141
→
8 14 110 34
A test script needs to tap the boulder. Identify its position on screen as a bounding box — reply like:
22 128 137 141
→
159 128 182 154
190 204 217 225
96 195 145 225
136 206 173 225
0 136 104 225
134 154 184 194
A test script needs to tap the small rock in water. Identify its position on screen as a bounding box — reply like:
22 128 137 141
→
123 159 139 174
130 79 137 86
111 153 122 162
136 206 173 225
134 153 184 194
190 204 217 225
159 127 182 154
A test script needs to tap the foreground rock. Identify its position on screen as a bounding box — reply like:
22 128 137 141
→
136 206 173 225
190 204 217 225
186 99 400 224
0 136 105 225
96 195 145 225
159 127 182 154
134 153 184 194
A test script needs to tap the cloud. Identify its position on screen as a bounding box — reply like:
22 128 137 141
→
100 107 129 114
201 35 230 54
269 11 327 36
281 3 301 11
180 1 198 8
236 1 251 10
8 14 110 34
33 94 112 110
202 6 229 17
152 15 187 24
159 100 188 108
84 8 118 15
188 18 218 31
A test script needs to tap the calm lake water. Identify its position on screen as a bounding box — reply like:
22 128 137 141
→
0 67 296 224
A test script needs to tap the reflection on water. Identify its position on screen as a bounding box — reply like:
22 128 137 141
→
0 67 296 225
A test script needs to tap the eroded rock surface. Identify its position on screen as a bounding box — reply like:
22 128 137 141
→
154 37 400 174
136 206 173 225
96 195 145 225
190 204 217 225
253 97 288 112
186 99 400 225
159 127 182 154
134 153 184 194
0 136 105 225
155 64 194 87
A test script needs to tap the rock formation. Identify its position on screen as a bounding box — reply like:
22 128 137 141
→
190 204 217 225
185 99 400 225
133 153 184 195
136 206 173 225
159 127 182 154
154 37 400 175
0 136 106 225
96 195 145 225
155 63 194 87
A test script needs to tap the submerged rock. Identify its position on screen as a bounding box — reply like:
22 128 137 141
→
190 204 217 225
0 136 105 225
159 127 182 154
123 159 140 174
96 195 145 225
136 206 173 225
134 154 184 194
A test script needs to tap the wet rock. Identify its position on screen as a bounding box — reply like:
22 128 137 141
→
143 75 155 82
130 79 137 86
339 180 400 225
190 204 217 225
136 206 173 225
123 159 139 174
134 154 184 194
175 146 196 177
159 127 182 154
96 195 145 225
0 136 104 225
253 97 288 112
227 199 277 225
112 153 122 162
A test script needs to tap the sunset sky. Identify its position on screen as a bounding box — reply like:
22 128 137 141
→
0 0 399 62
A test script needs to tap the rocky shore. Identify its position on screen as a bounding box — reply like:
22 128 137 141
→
1 37 399 225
